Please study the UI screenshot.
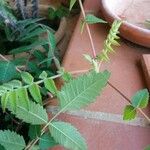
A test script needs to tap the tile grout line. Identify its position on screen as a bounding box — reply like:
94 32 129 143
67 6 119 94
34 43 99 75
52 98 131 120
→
46 106 150 128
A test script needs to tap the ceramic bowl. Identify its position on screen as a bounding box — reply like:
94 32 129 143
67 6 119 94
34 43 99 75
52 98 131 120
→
100 0 150 48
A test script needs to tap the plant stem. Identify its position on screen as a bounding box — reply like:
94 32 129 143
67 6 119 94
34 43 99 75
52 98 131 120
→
25 139 37 150
108 81 150 123
138 108 150 123
22 74 62 89
78 0 97 58
26 100 73 149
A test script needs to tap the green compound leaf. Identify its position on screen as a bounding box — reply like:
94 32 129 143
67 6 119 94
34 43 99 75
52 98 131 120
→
49 121 87 150
123 105 137 121
0 130 26 150
57 70 110 111
131 89 149 108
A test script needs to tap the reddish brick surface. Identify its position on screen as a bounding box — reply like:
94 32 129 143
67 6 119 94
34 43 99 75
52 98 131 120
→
142 54 150 90
62 0 150 115
51 114 150 150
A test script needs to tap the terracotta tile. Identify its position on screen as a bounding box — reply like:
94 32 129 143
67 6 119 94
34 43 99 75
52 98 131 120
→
85 84 128 114
62 0 150 116
141 54 150 90
52 114 150 150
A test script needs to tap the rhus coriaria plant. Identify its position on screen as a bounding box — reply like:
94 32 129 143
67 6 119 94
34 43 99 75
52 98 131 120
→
0 0 149 150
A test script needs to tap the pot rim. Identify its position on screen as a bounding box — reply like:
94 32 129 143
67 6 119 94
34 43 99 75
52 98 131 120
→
101 0 150 48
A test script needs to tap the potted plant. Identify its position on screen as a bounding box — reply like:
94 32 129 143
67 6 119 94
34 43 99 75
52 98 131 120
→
0 0 149 150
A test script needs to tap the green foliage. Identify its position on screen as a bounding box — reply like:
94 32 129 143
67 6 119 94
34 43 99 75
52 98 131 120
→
85 14 107 24
84 54 99 72
48 6 69 20
70 0 77 10
9 39 48 54
61 70 73 82
0 145 4 150
39 71 48 79
81 14 106 33
0 61 17 83
131 89 149 108
0 17 52 60
49 121 87 150
0 80 22 111
123 89 149 121
44 79 58 95
0 72 58 112
10 100 48 125
145 145 150 150
47 30 56 66
123 105 137 120
21 72 34 84
97 20 122 61
0 0 17 29
33 50 45 63
0 1 133 150
48 30 56 53
17 88 30 109
39 133 57 150
0 130 26 150
57 70 110 111
1 93 9 112
29 83 42 104
0 0 8 5
28 125 41 140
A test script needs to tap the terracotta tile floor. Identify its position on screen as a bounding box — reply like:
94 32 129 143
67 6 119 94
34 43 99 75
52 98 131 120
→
49 0 150 149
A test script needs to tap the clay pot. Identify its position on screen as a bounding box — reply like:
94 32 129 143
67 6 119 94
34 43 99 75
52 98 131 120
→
100 0 150 48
